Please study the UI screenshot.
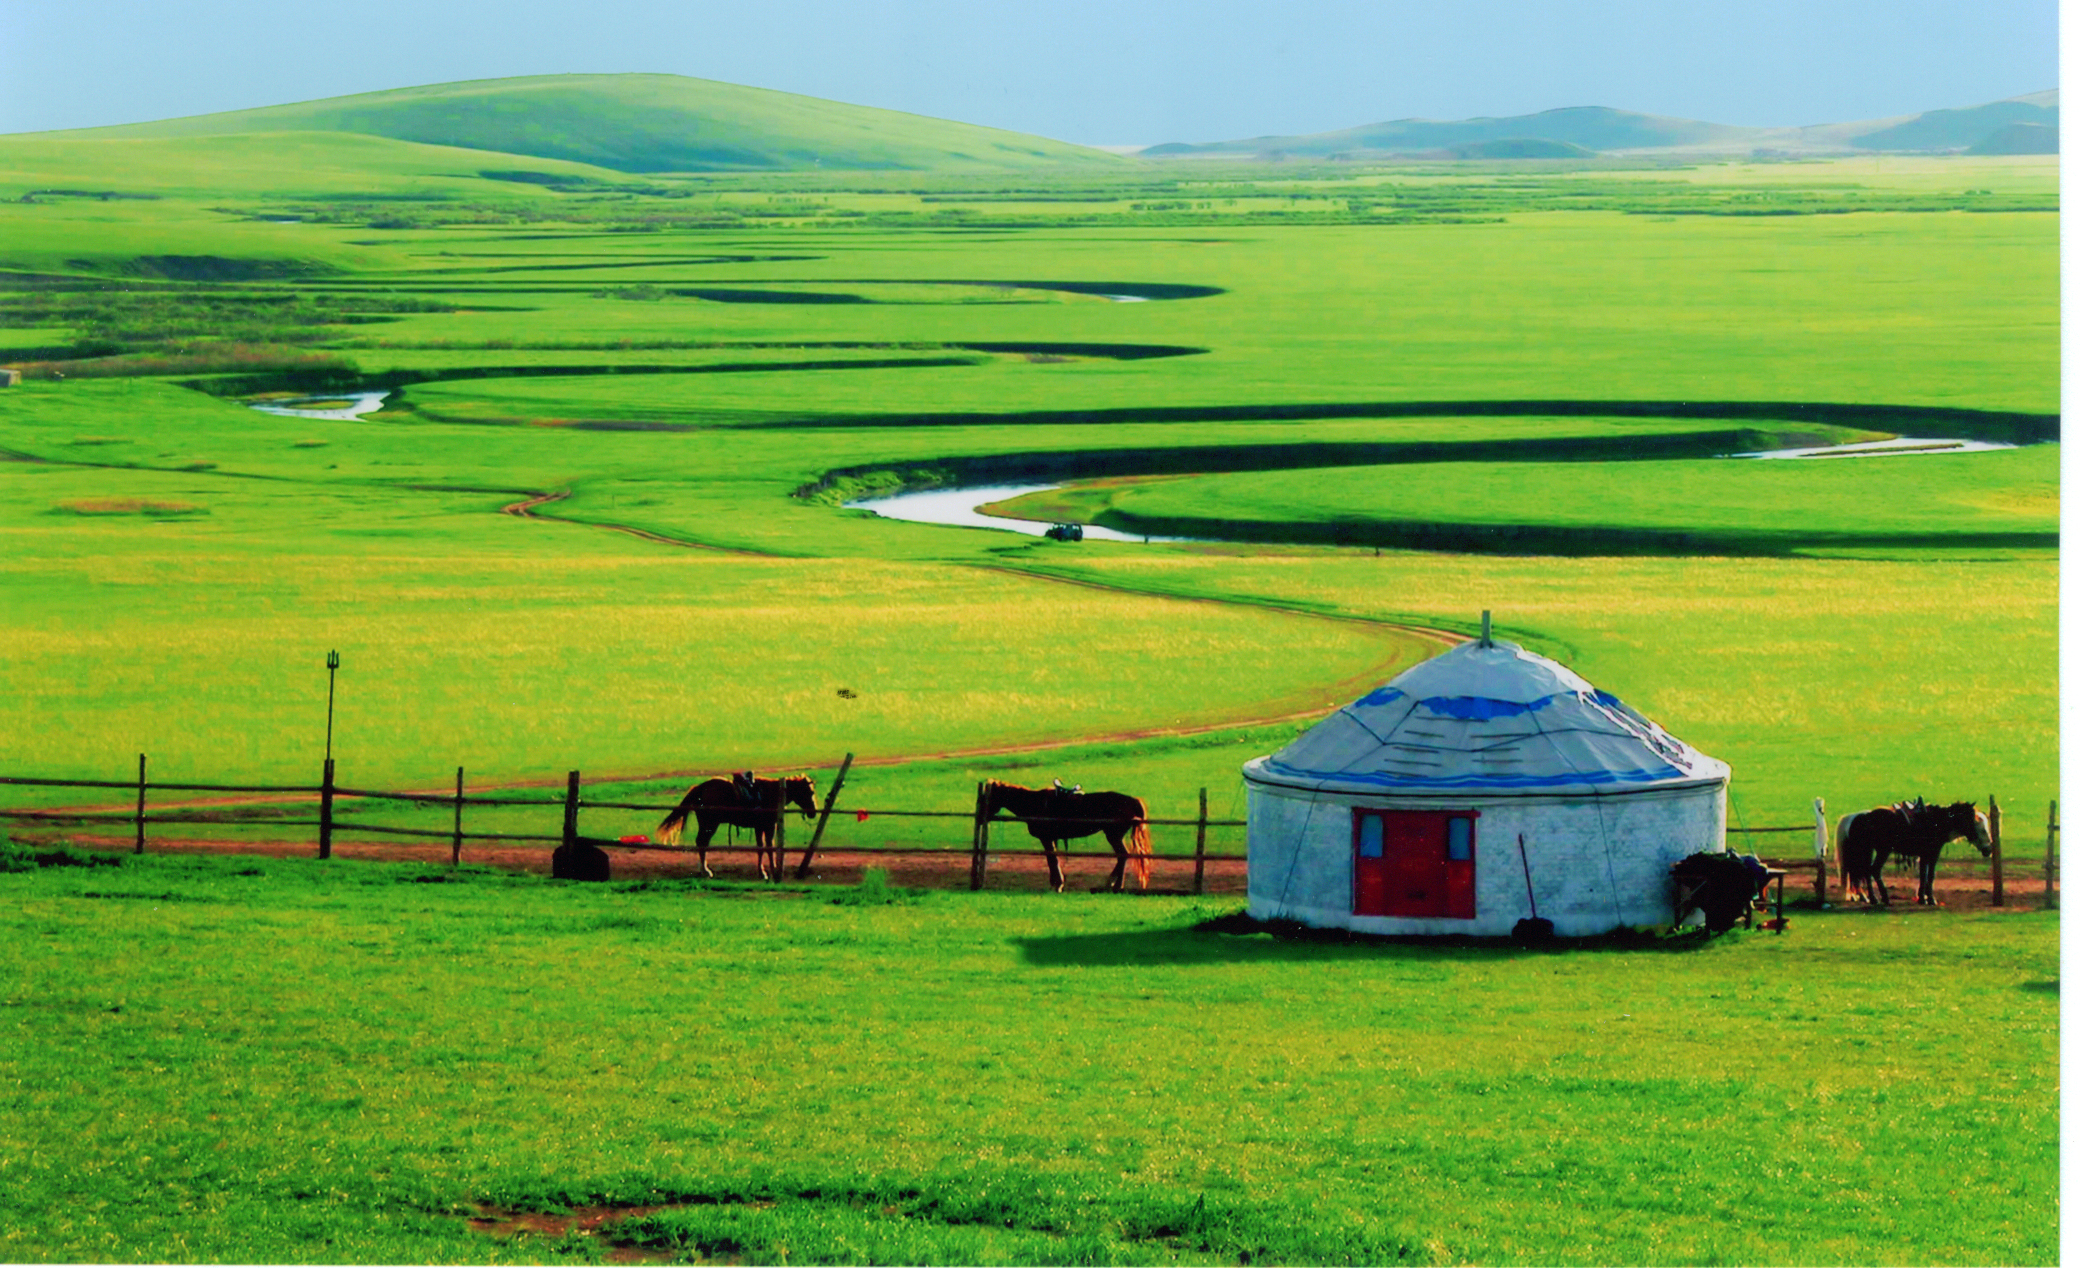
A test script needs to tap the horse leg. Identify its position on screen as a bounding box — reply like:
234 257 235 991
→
755 829 771 881
1041 838 1065 892
694 820 716 878
1106 829 1128 892
1869 850 1891 906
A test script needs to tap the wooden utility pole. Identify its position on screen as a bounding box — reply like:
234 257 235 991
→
1812 797 1827 905
562 771 580 851
2045 801 2059 911
969 782 989 891
133 754 147 855
1193 787 1209 896
794 753 853 879
317 758 335 859
1989 794 2004 906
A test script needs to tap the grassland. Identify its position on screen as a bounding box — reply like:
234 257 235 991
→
0 138 2059 1264
0 850 2058 1265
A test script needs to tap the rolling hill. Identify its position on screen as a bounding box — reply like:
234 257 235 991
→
15 73 1124 174
1140 90 2058 160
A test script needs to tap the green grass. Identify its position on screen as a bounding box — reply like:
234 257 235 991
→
0 850 2057 1264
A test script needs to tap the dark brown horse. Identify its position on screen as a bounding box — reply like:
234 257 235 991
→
657 775 817 879
982 780 1151 892
1836 799 1989 906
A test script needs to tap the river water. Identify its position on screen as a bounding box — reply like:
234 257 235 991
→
247 391 390 421
844 483 1194 542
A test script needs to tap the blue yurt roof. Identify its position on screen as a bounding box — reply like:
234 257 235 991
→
1243 638 1730 798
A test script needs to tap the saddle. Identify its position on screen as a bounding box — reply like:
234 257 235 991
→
733 770 758 803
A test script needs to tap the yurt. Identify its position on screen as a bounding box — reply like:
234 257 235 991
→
1242 621 1731 937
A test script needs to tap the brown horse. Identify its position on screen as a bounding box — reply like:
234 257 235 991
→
982 780 1151 892
657 775 817 879
1836 799 1989 906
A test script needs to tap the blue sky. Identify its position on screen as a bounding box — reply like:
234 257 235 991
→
0 0 2058 142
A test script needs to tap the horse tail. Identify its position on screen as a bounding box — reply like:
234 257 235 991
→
1835 813 1864 898
657 785 700 847
1129 805 1151 890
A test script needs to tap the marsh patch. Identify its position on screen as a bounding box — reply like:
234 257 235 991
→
51 499 206 517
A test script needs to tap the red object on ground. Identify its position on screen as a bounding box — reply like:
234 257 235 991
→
619 835 650 844
856 811 870 822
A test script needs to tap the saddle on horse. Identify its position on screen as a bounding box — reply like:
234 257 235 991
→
733 770 757 803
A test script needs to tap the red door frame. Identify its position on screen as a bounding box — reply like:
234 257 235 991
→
1352 808 1479 919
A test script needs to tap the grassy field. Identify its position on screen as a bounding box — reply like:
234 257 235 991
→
0 143 2059 1264
0 849 2058 1265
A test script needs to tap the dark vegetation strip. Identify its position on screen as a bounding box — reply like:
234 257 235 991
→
770 398 2059 442
798 427 1909 502
1091 512 2057 558
176 344 1208 396
400 254 823 275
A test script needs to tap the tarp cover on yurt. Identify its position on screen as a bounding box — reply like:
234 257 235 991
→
1244 638 1729 797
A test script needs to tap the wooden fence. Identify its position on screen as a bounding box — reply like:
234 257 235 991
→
1 759 2059 907
0 753 1248 894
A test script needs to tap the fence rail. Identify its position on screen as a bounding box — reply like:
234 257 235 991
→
2 757 2056 904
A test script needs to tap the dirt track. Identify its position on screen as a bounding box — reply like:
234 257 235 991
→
29 828 2055 915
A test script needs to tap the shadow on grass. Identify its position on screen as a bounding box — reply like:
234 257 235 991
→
1013 911 1722 966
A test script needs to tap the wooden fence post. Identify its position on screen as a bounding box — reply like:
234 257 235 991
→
969 781 989 891
133 753 147 855
1989 793 2004 906
317 758 335 859
794 752 853 879
1812 796 1827 905
562 771 580 851
1193 787 1209 896
2045 800 2059 911
451 766 464 867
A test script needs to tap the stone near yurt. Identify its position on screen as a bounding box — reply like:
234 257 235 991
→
1243 625 1730 937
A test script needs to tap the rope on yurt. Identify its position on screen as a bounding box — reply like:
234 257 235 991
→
1590 789 1624 928
1274 789 1328 911
1521 689 1626 926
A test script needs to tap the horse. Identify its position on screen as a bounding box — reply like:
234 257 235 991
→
1836 799 1990 906
656 774 817 879
981 780 1152 893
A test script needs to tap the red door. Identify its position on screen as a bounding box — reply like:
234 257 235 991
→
1353 810 1477 919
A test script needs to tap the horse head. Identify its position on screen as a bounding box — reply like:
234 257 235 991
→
786 775 818 821
1956 803 1993 856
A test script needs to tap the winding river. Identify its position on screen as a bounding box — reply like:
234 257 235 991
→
844 438 2017 541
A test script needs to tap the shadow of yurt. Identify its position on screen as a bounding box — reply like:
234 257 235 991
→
1242 615 1732 939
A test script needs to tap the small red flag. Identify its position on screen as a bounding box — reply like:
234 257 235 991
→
856 811 870 822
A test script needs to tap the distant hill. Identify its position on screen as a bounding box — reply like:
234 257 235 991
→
1141 91 2059 160
1967 122 2059 155
18 73 1124 174
1852 93 2058 151
1443 138 1599 160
